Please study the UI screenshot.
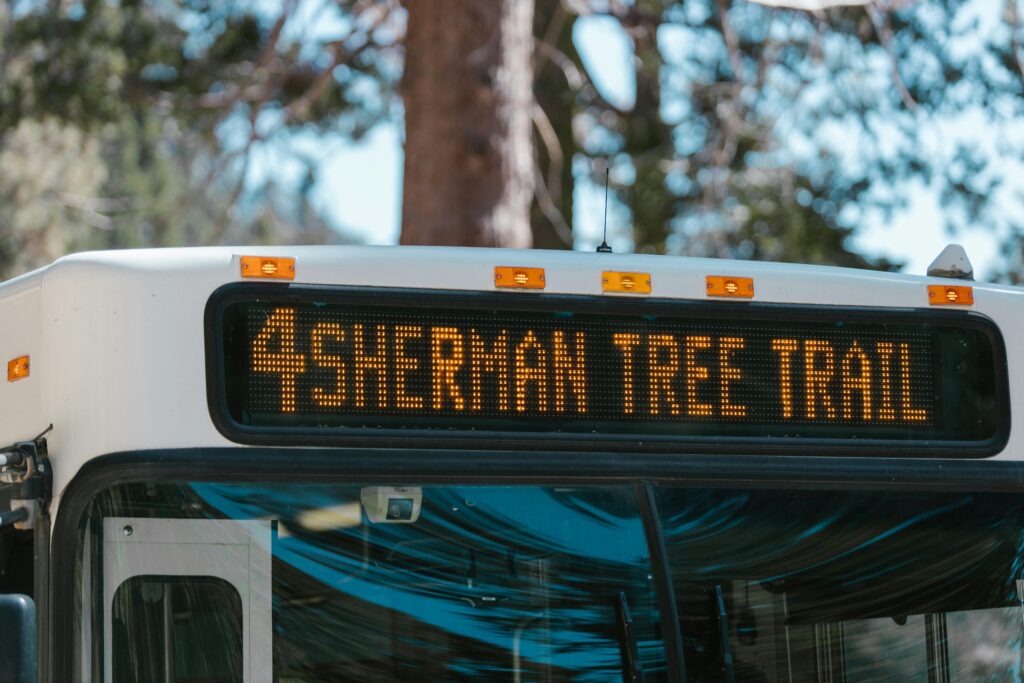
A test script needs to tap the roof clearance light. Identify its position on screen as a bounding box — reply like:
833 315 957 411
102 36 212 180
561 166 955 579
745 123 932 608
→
7 355 29 382
602 271 652 294
494 266 545 290
241 256 296 280
707 275 754 298
928 284 973 306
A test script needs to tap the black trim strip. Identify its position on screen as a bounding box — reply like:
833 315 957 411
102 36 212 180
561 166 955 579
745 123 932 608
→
203 283 1011 458
51 448 1024 679
639 482 687 683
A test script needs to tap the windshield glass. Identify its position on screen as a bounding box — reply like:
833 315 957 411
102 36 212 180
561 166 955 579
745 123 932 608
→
81 482 667 682
77 479 1024 681
654 486 1024 681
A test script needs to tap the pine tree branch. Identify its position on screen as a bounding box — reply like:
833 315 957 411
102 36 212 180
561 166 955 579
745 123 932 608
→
531 100 565 203
866 2 919 111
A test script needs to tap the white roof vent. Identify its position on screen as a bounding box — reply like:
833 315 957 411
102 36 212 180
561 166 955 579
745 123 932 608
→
926 244 974 280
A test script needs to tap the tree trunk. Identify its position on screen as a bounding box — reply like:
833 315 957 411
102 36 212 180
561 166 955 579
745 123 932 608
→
401 0 534 247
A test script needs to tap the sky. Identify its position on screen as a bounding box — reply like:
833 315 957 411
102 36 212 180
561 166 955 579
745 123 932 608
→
304 12 1006 281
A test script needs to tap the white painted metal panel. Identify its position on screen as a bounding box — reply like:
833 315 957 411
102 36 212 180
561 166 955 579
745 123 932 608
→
0 245 1019 508
0 275 43 446
101 517 272 683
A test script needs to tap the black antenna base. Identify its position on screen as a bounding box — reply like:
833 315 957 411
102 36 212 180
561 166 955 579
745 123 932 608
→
597 164 613 253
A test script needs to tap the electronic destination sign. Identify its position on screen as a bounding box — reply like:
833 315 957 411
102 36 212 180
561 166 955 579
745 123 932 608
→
209 286 1005 454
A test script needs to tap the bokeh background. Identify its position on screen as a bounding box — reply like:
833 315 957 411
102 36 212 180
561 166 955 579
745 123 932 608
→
1 0 1021 280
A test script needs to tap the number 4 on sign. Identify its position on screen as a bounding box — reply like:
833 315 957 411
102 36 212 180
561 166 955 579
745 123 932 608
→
251 308 306 412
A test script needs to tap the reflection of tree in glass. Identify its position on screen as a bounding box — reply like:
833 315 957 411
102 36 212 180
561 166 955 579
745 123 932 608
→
93 482 667 681
656 486 1024 681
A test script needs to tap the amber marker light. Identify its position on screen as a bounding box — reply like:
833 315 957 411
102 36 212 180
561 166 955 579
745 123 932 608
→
240 256 296 280
602 271 652 294
494 266 545 290
927 285 973 306
707 275 754 298
7 355 29 382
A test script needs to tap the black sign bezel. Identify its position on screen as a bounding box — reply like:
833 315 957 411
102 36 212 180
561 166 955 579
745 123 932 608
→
204 283 1010 458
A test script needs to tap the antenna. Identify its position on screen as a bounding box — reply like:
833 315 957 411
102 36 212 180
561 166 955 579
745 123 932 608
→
596 165 612 253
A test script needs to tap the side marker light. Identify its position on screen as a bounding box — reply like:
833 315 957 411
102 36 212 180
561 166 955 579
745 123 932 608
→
241 256 296 280
707 276 754 298
7 356 29 382
602 271 652 294
927 285 973 305
494 267 545 290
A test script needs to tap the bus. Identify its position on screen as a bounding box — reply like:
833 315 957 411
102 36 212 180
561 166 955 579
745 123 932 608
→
0 244 1019 682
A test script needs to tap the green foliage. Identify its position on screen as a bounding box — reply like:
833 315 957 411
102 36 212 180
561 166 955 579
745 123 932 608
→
1 1 395 132
0 118 107 278
680 170 899 270
562 0 1024 272
0 0 389 277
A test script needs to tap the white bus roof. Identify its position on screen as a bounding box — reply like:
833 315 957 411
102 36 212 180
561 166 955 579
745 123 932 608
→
1 245 1022 498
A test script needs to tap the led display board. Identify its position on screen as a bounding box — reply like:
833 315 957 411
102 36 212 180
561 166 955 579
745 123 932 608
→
208 286 1006 454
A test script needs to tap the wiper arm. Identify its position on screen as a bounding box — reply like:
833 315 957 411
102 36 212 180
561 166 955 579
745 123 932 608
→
711 585 735 683
615 591 644 683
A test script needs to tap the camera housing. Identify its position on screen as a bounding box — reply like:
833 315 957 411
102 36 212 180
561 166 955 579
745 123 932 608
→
360 486 423 523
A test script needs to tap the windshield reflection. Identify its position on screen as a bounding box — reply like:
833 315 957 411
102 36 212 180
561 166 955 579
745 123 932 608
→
93 483 667 682
655 487 1024 682
87 481 1024 681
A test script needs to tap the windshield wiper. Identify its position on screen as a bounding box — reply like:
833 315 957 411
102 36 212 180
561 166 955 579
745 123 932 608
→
615 591 644 683
711 585 736 683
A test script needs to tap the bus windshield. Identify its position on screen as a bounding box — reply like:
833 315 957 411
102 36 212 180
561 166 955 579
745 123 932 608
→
81 481 1024 681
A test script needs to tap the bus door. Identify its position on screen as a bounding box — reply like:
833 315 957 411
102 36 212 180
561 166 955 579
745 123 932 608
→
101 517 272 683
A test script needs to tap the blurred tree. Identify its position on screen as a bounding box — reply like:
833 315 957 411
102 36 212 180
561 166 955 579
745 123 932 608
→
996 233 1024 285
401 0 534 247
618 0 676 255
0 0 395 276
0 0 399 135
679 169 900 269
0 118 106 277
530 0 579 249
569 0 914 269
5 0 1024 276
